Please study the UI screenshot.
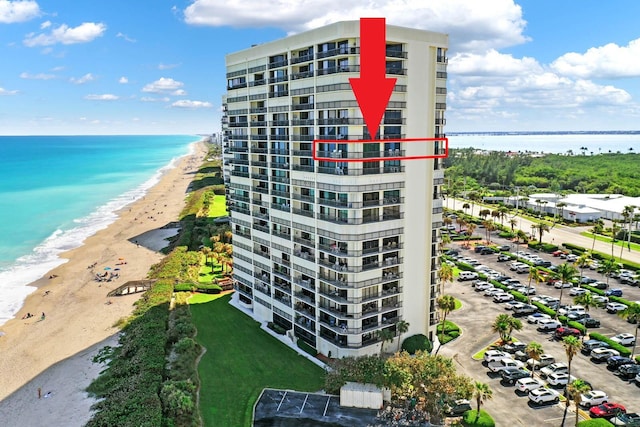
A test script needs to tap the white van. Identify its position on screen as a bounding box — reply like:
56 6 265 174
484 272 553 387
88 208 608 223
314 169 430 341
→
458 271 479 281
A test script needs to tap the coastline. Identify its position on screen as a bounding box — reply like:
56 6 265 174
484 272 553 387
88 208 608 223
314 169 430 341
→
0 140 209 407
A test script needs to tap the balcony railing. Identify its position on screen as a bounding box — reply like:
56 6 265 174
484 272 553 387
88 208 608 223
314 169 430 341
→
291 54 314 64
268 59 288 69
291 164 314 172
292 103 314 110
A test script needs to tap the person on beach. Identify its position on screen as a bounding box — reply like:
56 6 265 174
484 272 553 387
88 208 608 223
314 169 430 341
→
40 312 45 320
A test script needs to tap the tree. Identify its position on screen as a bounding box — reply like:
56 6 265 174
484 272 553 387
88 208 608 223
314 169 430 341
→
395 320 410 352
482 220 493 243
462 202 470 215
201 246 212 268
573 291 601 314
568 380 592 427
527 268 545 305
599 258 620 287
556 202 567 223
618 302 640 358
611 223 621 259
525 342 544 378
554 263 578 318
377 327 396 357
435 295 456 355
492 313 522 343
472 382 493 422
516 229 528 243
437 263 454 295
590 220 604 252
466 222 477 248
498 205 509 226
479 209 490 220
534 222 550 244
622 205 636 256
574 251 591 285
509 218 518 233
561 336 583 427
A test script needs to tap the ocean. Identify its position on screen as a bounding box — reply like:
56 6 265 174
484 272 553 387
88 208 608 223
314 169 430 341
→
0 135 199 326
449 133 640 154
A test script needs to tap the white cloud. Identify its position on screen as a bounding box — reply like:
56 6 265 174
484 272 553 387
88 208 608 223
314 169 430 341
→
449 49 542 76
85 94 119 101
20 71 55 79
184 0 528 52
551 38 640 79
24 22 106 47
171 99 212 109
0 0 40 23
158 63 180 70
142 77 184 93
172 89 186 96
40 20 51 29
70 73 95 84
116 32 136 43
0 86 18 95
118 76 128 84
141 96 170 102
51 65 65 71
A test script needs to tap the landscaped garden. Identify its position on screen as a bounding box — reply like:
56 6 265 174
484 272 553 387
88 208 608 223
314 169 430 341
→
190 293 325 427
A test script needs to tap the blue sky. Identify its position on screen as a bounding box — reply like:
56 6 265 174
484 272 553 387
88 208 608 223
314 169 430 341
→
1 0 639 135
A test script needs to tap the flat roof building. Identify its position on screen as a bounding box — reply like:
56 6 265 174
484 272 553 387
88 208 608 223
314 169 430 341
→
222 20 448 357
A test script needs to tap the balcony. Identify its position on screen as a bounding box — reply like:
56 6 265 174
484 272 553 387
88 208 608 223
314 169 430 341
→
293 236 315 247
268 76 289 84
291 164 314 172
252 186 269 194
270 120 290 126
291 119 315 126
291 54 314 64
268 59 288 69
271 202 291 212
269 148 290 155
291 135 315 141
291 71 314 80
229 122 248 128
293 277 315 292
252 223 269 233
250 121 267 127
386 49 407 59
292 103 314 111
231 170 250 178
249 79 266 87
292 207 314 218
270 162 290 170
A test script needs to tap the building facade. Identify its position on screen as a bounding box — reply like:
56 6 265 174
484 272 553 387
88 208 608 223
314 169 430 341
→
222 21 448 358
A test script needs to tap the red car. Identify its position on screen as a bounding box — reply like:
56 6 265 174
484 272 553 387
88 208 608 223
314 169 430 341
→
589 402 626 418
554 327 581 339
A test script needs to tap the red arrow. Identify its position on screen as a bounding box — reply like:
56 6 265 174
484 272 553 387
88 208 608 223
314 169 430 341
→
350 18 396 140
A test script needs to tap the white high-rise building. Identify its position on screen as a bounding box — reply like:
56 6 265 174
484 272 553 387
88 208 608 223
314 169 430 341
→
222 21 448 358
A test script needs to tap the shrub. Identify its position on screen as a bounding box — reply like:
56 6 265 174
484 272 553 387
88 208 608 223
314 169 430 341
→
532 302 557 317
267 322 287 335
174 283 195 292
511 291 528 303
401 334 433 354
567 321 587 335
462 409 496 427
577 418 615 426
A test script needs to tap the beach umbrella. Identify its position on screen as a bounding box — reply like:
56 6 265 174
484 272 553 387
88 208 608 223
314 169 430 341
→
104 267 111 270
118 257 125 260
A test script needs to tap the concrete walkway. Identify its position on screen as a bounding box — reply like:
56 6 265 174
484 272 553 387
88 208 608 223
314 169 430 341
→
446 198 640 265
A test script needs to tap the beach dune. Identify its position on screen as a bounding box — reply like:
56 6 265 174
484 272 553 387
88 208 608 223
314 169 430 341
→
0 140 209 423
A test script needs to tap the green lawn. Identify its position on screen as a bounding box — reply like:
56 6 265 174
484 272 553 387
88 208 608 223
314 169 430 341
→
580 231 640 252
198 262 225 284
208 194 228 218
190 294 325 427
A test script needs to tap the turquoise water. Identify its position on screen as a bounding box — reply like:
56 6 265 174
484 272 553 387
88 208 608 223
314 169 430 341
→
0 135 198 325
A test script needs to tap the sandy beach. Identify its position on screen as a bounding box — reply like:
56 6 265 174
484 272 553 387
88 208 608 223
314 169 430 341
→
0 139 209 424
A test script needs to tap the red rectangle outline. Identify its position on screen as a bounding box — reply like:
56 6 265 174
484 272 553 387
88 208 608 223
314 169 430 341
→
312 138 448 162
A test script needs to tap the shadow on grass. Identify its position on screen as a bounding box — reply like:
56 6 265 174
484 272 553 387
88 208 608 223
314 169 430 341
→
190 293 325 427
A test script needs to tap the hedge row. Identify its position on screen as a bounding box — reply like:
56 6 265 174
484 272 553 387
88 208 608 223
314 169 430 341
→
562 242 640 272
174 282 223 293
588 332 632 357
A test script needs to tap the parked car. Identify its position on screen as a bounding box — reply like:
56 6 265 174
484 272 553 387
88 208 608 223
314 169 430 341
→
589 403 627 419
458 271 479 281
593 282 609 290
567 311 590 321
497 254 511 262
593 294 609 303
580 390 609 408
534 260 552 268
554 327 582 339
443 399 472 416
607 356 636 371
537 319 562 332
501 368 531 385
558 305 585 316
615 363 640 380
527 313 551 324
484 350 512 363
540 362 568 378
607 302 628 313
582 340 610 355
606 288 624 297
488 358 525 373
527 354 556 369
528 388 560 405
547 372 574 387
577 317 601 328
611 333 636 346
503 342 527 354
554 281 572 289
591 348 621 363
570 287 588 296
610 412 640 426
513 304 537 315
515 377 544 393
480 247 495 255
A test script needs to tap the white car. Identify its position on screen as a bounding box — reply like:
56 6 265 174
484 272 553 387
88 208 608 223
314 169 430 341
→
569 287 587 296
537 319 562 332
547 372 574 386
528 388 560 405
494 293 515 303
610 333 636 346
558 305 585 316
591 348 621 362
606 302 628 313
554 281 572 289
593 295 609 304
540 362 568 378
484 288 502 297
527 354 556 369
515 377 544 393
505 301 524 311
484 350 512 363
527 313 551 324
580 390 609 408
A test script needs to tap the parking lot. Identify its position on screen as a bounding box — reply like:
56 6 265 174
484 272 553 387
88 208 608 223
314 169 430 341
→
440 234 639 426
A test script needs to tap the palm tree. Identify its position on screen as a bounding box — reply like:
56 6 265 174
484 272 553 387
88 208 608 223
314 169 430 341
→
611 223 621 259
466 222 477 248
395 320 410 352
527 268 545 305
482 220 492 243
574 251 591 285
492 314 522 343
437 263 454 295
509 218 518 233
525 342 544 378
435 295 456 354
568 380 592 427
201 246 212 267
498 205 509 226
561 336 583 427
472 382 493 422
439 232 452 255
479 209 490 220
485 221 496 244
599 258 620 287
462 202 470 216
556 202 567 223
377 327 396 357
590 221 604 252
554 263 578 318
534 222 550 244
468 191 480 217
516 229 528 243
573 291 601 314
618 302 640 358
622 205 636 256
